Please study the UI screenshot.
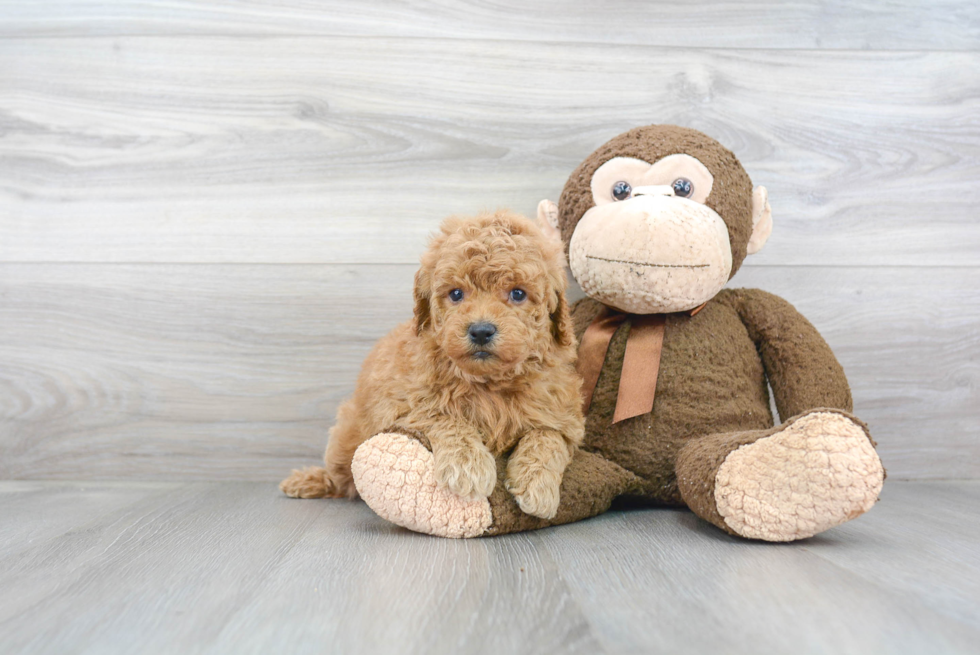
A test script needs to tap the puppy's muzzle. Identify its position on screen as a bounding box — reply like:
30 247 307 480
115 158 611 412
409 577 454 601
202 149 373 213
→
468 322 497 348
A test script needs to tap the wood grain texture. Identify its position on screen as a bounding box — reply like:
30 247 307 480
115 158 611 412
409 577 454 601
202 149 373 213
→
2 38 978 266
732 266 980 481
0 482 602 655
0 0 977 50
1 263 975 481
0 263 415 480
1 481 978 654
1 2 976 487
534 480 980 654
804 481 980 632
0 481 174 561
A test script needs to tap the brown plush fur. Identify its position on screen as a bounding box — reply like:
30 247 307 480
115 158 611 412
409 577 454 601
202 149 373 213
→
568 291 852 501
474 289 859 535
281 210 584 518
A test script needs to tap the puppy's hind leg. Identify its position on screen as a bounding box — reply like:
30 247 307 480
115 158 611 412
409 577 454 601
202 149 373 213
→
280 449 357 498
280 442 358 498
280 466 329 498
281 399 366 499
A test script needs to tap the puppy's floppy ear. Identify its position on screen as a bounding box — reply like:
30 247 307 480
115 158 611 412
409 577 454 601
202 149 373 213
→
550 290 575 347
413 266 431 335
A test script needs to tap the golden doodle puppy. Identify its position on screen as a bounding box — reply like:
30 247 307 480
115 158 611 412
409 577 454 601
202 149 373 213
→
280 210 584 519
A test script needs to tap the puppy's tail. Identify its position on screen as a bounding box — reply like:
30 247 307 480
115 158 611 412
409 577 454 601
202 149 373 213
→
280 466 328 498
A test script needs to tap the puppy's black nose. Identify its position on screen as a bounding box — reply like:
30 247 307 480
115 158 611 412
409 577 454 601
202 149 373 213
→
468 322 497 346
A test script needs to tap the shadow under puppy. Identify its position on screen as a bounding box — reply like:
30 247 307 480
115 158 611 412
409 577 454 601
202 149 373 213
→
281 210 584 523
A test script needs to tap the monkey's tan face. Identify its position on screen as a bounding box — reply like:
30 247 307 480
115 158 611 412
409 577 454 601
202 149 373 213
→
568 154 733 314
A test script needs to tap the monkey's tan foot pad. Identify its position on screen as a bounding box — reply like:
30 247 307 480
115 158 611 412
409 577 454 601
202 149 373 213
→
351 433 493 539
715 412 884 542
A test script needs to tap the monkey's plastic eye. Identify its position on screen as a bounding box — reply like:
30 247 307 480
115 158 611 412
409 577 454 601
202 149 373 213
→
612 181 632 201
448 289 464 303
672 178 694 198
509 289 527 303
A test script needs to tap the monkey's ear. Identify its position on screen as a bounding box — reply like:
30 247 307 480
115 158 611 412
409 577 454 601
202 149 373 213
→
536 199 562 244
413 268 431 335
747 186 772 255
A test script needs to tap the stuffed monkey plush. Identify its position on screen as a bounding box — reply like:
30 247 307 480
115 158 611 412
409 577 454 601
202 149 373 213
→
350 125 884 541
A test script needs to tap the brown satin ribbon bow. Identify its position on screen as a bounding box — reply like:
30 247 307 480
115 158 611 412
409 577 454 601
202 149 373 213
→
577 304 705 424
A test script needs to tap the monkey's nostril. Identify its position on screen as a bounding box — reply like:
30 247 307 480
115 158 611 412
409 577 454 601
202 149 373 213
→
468 322 497 346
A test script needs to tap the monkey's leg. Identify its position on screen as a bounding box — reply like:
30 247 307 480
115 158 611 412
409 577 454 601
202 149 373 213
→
351 431 641 538
676 408 884 542
487 444 643 536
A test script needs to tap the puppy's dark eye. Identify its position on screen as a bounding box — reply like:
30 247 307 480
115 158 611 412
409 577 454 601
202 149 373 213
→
448 289 464 303
612 181 632 201
672 178 694 198
509 289 527 303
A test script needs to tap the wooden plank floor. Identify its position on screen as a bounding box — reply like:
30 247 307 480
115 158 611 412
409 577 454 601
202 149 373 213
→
1 481 978 654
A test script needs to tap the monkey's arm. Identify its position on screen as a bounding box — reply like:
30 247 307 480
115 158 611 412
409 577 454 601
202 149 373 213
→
731 288 852 419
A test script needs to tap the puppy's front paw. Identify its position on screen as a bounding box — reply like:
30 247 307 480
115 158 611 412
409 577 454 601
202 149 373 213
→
505 463 562 520
433 442 497 499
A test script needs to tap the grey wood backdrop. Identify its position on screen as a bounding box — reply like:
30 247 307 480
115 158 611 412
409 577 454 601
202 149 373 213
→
1 1 977 481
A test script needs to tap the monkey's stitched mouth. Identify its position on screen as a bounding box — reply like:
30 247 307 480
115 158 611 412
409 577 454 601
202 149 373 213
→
587 255 709 269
